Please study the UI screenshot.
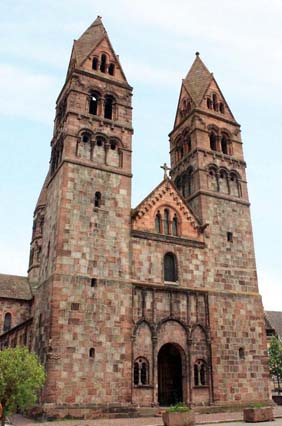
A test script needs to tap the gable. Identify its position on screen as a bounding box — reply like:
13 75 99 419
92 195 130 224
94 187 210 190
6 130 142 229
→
80 36 128 83
200 78 235 121
132 179 203 241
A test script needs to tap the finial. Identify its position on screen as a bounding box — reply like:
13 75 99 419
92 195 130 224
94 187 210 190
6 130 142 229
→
195 51 200 56
160 163 171 179
97 15 102 20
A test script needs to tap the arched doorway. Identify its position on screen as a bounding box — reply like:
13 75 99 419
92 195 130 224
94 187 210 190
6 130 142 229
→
158 343 183 406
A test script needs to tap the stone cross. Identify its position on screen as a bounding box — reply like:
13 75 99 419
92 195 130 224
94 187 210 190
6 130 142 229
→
161 163 171 179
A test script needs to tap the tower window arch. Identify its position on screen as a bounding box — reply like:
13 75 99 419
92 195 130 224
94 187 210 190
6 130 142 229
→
164 252 177 282
104 95 114 120
96 136 105 147
100 54 107 73
3 313 12 333
109 63 115 76
212 94 218 111
207 98 212 109
210 132 217 151
89 91 100 115
219 102 225 114
82 132 91 143
221 134 228 154
92 57 98 70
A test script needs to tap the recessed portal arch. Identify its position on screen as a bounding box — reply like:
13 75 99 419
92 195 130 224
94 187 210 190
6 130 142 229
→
158 343 184 406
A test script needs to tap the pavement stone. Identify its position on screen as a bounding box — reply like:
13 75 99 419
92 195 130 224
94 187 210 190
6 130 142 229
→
9 406 282 426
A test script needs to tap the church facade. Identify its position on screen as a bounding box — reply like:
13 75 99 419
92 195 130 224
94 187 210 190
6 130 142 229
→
0 17 270 417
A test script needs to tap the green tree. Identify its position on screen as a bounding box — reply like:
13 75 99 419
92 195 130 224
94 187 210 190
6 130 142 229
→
268 336 282 395
0 346 46 426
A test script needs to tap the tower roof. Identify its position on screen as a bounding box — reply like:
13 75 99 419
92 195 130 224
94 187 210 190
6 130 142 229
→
73 16 107 66
183 53 213 106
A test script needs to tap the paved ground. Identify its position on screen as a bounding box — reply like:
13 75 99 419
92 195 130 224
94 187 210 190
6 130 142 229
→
9 406 282 426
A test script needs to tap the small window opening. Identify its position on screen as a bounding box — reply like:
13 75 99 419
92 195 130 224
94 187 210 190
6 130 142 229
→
96 137 104 147
89 92 99 115
104 95 114 120
212 94 218 111
82 133 90 143
210 132 217 151
71 303 79 311
155 212 161 233
172 215 178 236
164 209 169 235
92 57 98 70
91 278 97 287
110 141 116 150
109 63 115 76
239 347 245 359
227 232 233 242
164 252 177 282
100 54 107 73
89 347 95 358
94 191 101 208
3 313 12 333
207 98 212 109
219 102 225 114
187 137 192 152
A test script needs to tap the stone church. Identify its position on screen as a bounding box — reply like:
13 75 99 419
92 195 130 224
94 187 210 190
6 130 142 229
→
0 17 270 417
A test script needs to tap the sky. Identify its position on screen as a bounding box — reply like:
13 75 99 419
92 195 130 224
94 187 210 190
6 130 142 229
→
0 0 281 310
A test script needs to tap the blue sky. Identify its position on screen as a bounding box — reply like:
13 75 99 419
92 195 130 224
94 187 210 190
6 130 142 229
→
0 0 281 310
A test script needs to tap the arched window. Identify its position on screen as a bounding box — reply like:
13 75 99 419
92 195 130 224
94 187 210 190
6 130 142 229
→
92 57 98 70
207 98 212 109
212 94 218 111
164 209 169 235
3 313 12 333
172 215 178 236
109 63 115 76
96 136 105 147
89 91 100 115
110 141 116 150
194 360 207 386
219 102 225 114
94 191 101 208
230 172 241 197
104 95 114 120
164 252 177 282
210 132 217 151
89 348 95 359
133 357 149 386
155 212 161 233
82 132 91 143
100 54 107 73
221 134 228 154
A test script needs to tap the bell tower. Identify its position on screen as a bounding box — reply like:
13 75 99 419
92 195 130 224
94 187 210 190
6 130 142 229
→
169 54 269 404
30 17 134 408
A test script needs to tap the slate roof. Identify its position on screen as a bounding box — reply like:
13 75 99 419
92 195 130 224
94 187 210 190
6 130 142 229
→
0 274 32 301
183 54 213 106
74 16 106 66
265 311 282 339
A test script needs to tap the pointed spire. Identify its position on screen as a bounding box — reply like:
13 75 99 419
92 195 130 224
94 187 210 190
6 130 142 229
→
183 52 213 106
74 16 107 66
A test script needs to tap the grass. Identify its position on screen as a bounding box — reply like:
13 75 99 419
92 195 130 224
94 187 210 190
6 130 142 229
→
166 403 191 413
